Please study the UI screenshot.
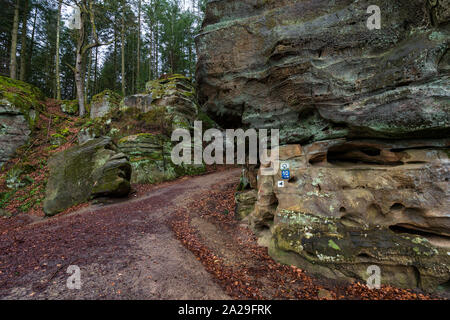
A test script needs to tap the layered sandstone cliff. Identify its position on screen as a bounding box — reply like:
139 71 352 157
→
196 0 450 291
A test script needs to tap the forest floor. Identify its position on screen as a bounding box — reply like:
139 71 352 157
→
0 168 443 300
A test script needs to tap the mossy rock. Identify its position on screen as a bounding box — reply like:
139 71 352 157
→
272 210 450 291
118 133 206 184
50 133 67 146
43 137 131 216
0 75 45 128
0 77 45 168
90 90 122 119
145 74 195 100
60 100 79 115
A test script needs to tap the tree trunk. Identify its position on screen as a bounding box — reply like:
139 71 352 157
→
19 0 29 81
55 0 62 100
9 0 20 79
75 10 87 117
29 6 37 61
136 0 141 90
113 20 117 90
121 1 126 96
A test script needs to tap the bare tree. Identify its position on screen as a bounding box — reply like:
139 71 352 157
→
67 0 111 117
55 0 62 100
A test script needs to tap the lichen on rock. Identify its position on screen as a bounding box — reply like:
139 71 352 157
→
43 137 131 216
118 133 205 184
196 0 450 144
248 139 450 291
90 90 122 119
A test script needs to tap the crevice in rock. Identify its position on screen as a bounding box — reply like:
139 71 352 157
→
389 224 450 240
390 203 405 211
357 253 372 260
326 144 403 165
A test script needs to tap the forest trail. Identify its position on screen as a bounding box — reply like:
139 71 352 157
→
0 169 241 299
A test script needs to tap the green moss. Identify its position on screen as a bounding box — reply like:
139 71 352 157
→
145 74 195 100
328 239 341 251
0 190 16 208
50 133 67 146
0 76 45 128
92 90 122 106
60 100 79 115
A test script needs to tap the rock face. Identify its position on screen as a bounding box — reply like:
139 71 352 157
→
196 0 450 291
250 140 450 291
235 189 257 220
43 137 131 216
118 133 206 184
0 76 43 168
90 90 122 119
60 100 79 115
121 94 154 113
196 0 449 143
144 75 199 130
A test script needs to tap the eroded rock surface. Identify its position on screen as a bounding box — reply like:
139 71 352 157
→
197 0 450 292
250 140 450 291
144 74 199 130
0 76 43 168
197 0 450 143
118 133 206 184
43 137 131 216
90 90 122 119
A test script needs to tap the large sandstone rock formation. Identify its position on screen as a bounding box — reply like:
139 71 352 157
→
90 90 122 119
0 76 43 168
197 0 450 291
43 137 131 216
251 141 450 291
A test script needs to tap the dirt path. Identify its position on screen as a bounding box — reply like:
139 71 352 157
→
0 169 241 299
0 168 440 300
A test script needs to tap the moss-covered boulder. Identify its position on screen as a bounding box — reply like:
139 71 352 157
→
235 189 257 220
143 75 199 131
118 133 205 184
43 137 131 216
60 100 79 115
90 90 122 119
120 94 154 113
0 76 45 168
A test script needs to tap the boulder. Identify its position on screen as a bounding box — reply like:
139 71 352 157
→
121 94 154 113
235 189 257 220
43 137 131 216
90 90 122 119
250 139 450 291
60 100 79 115
144 75 199 130
196 0 450 144
0 76 43 168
